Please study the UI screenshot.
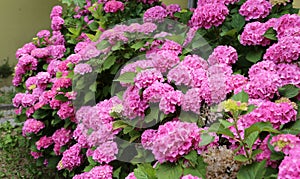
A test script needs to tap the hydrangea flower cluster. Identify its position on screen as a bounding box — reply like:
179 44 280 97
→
240 22 271 46
189 3 229 29
104 1 124 13
208 45 238 66
22 118 45 136
239 0 272 21
141 120 201 163
73 165 113 179
143 6 167 23
270 134 300 155
278 146 300 179
181 175 202 179
57 144 82 171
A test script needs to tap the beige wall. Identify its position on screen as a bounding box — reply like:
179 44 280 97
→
0 0 60 66
163 0 188 8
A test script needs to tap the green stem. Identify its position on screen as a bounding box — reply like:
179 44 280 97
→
233 116 250 159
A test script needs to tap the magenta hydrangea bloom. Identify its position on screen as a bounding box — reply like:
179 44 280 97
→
122 86 149 119
37 30 51 39
73 123 89 147
271 134 300 155
121 60 153 75
104 1 124 13
134 68 164 89
74 63 93 75
167 65 192 86
273 14 300 39
159 90 183 114
52 128 72 155
181 174 202 179
50 5 63 19
189 3 229 29
18 54 38 70
73 165 113 179
22 118 45 136
239 0 272 21
240 21 271 46
51 16 64 31
57 101 74 120
226 74 248 94
263 36 300 63
92 141 118 164
141 120 201 163
182 55 208 70
58 144 82 171
50 30 65 45
31 47 50 58
143 81 174 103
278 147 300 179
197 0 239 5
36 136 53 150
125 172 136 179
30 151 43 159
50 45 66 59
276 63 300 87
208 45 238 65
166 4 181 17
16 42 37 59
143 6 167 23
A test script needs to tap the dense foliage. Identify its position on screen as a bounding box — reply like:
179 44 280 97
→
12 0 300 178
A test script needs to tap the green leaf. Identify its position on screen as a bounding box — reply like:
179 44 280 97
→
237 160 266 179
55 94 69 102
47 156 61 169
234 155 249 162
114 72 136 84
231 90 249 103
183 156 207 179
184 150 198 164
84 92 95 103
251 149 263 158
83 165 94 172
245 50 264 63
134 163 156 179
231 14 245 31
113 120 129 130
199 133 215 147
244 122 279 138
263 28 278 41
246 105 257 114
144 106 160 123
88 21 99 31
113 167 121 179
102 56 116 71
156 163 183 179
131 41 145 51
209 123 235 138
123 126 134 134
281 120 300 135
87 156 97 166
32 109 49 119
245 131 259 149
278 84 300 98
219 119 234 128
220 29 237 37
270 152 284 161
179 111 199 123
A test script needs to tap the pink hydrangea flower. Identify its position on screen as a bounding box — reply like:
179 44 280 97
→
166 4 181 17
159 90 183 114
149 50 180 73
30 151 43 159
189 3 229 29
57 101 74 120
263 36 300 63
134 69 164 89
143 81 174 103
271 134 300 155
50 45 66 59
125 172 136 179
208 45 238 65
74 63 93 75
141 120 201 163
92 141 118 164
278 147 300 179
57 144 82 171
36 136 53 150
240 21 271 46
143 6 167 23
273 14 300 39
22 119 45 136
104 1 124 13
182 88 202 114
50 5 63 19
16 42 36 59
51 16 64 31
181 174 202 179
52 128 72 155
239 0 272 21
31 47 50 58
37 30 51 39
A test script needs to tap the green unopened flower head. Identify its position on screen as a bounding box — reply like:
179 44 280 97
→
222 99 248 113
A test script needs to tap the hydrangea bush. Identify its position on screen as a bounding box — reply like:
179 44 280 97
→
12 0 300 178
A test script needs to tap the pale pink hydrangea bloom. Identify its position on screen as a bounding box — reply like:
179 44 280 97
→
50 5 63 19
51 16 64 31
92 141 118 164
143 81 174 103
74 63 93 75
37 30 51 39
149 50 180 73
182 88 202 114
31 47 50 58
